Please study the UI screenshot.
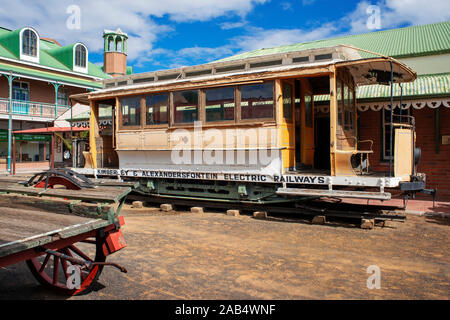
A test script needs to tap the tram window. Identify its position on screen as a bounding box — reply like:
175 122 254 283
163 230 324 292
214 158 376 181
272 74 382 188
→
337 81 343 127
173 90 199 124
205 86 235 122
282 82 292 121
343 88 354 131
305 94 313 127
343 83 349 129
146 93 169 125
240 82 274 120
120 96 141 127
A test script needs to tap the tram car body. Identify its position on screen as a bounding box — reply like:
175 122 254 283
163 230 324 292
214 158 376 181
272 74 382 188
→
70 45 426 203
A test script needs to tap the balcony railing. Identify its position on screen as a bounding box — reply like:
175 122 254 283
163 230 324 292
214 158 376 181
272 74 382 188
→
0 98 70 119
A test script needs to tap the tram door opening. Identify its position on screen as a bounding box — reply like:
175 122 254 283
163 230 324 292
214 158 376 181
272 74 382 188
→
99 103 119 168
87 100 119 169
314 116 330 170
294 79 315 170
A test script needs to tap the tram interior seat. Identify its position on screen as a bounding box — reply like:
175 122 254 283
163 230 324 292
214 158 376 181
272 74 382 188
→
353 139 373 174
336 135 374 175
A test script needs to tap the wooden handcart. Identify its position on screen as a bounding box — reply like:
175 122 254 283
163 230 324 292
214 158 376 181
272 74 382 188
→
0 169 132 295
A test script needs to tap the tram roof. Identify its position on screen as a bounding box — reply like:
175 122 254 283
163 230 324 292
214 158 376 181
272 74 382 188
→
70 44 416 103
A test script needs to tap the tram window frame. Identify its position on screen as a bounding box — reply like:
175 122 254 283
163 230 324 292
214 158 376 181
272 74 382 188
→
204 86 236 123
239 81 275 121
335 69 357 150
343 85 355 132
145 93 169 127
119 95 143 130
336 79 343 129
282 81 293 122
304 93 313 128
172 90 200 125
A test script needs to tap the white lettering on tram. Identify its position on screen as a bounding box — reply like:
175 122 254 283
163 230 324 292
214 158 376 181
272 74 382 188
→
95 168 326 185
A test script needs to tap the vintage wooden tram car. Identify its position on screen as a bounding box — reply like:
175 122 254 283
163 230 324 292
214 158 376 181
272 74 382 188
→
70 45 427 204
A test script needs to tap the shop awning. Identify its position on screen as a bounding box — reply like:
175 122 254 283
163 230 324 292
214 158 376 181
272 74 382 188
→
14 127 87 134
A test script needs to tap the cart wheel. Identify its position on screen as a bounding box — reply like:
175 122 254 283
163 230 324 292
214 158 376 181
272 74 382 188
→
26 234 106 296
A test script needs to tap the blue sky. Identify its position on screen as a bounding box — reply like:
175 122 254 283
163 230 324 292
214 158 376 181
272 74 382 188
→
0 0 449 74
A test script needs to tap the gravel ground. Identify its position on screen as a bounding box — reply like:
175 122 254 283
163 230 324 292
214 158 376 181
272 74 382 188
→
1 205 449 300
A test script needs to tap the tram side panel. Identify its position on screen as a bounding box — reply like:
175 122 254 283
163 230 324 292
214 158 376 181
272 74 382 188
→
116 124 284 176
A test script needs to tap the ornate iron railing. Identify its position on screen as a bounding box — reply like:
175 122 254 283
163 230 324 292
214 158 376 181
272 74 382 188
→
0 98 70 119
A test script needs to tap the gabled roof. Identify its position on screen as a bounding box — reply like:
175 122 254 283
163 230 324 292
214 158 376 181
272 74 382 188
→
0 26 110 85
219 21 450 63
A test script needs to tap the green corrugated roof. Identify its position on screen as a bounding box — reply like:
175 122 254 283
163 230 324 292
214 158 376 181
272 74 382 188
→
46 44 76 69
0 26 110 83
219 21 450 62
314 73 450 102
68 106 112 121
357 73 450 98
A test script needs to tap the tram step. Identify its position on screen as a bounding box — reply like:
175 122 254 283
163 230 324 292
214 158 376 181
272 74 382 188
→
276 188 391 200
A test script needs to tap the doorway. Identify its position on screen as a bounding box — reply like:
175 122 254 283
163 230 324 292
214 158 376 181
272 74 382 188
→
294 79 315 170
314 114 331 170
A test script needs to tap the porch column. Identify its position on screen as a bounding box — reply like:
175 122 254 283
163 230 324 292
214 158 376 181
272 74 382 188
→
12 135 15 175
89 100 100 168
49 81 62 119
50 134 55 169
5 71 16 174
329 67 337 176
435 108 440 154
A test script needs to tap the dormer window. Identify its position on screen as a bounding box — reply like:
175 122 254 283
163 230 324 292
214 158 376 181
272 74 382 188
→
20 28 39 63
73 43 88 73
23 29 37 56
75 44 86 68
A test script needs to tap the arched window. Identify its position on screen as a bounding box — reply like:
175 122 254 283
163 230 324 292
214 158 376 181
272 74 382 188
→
22 29 38 57
74 44 87 68
108 36 114 51
116 38 122 52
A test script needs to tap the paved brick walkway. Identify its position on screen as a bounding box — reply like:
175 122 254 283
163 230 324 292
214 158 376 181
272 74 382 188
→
342 196 450 215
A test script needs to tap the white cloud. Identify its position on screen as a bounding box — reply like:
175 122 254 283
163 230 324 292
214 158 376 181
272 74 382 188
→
220 21 248 30
345 0 450 33
281 2 293 11
385 0 450 25
208 0 450 63
0 0 268 63
1 0 448 72
145 45 236 70
231 24 338 52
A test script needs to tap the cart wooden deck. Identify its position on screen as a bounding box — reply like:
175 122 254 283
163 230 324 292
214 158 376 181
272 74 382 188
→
0 203 109 259
0 174 131 260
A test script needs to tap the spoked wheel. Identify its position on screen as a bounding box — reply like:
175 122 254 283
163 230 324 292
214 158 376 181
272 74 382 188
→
26 234 106 296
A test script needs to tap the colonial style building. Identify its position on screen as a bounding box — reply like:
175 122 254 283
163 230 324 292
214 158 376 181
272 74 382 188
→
0 27 130 172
